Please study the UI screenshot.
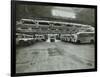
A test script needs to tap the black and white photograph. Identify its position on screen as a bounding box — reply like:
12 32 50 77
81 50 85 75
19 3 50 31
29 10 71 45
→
11 0 97 76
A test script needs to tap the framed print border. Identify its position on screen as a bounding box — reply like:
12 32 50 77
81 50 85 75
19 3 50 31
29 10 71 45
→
11 0 97 76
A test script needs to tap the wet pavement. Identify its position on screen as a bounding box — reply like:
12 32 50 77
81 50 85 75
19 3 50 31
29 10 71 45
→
16 41 95 73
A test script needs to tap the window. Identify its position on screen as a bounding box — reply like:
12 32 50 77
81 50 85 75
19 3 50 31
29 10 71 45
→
66 24 73 27
75 25 82 28
25 35 32 38
85 29 94 32
39 22 49 25
32 27 39 29
51 28 56 30
53 23 61 26
23 21 35 24
78 33 94 37
17 35 24 38
89 33 94 37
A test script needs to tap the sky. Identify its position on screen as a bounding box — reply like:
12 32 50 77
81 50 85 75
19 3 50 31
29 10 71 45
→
52 7 76 19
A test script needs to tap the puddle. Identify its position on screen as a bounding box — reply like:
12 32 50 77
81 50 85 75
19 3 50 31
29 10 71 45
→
48 48 62 56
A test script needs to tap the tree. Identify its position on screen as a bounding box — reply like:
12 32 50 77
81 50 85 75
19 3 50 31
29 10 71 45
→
76 8 95 26
16 5 53 20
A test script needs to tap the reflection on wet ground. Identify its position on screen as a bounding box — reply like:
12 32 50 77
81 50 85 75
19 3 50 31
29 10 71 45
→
16 41 95 73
